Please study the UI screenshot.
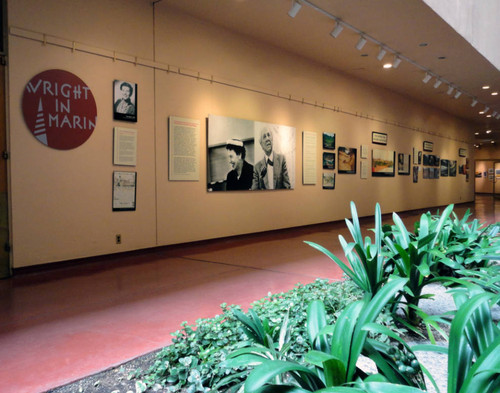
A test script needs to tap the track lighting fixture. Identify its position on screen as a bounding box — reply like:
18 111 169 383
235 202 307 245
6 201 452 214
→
288 1 302 18
492 111 498 117
355 35 367 50
422 73 432 83
471 98 478 107
496 114 500 120
433 79 442 88
392 56 401 68
447 85 454 95
330 20 344 38
376 47 387 61
454 91 462 99
484 106 490 113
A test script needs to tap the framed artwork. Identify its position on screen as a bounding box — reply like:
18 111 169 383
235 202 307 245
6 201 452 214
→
459 148 467 157
323 152 335 169
398 153 411 175
338 147 357 174
207 114 296 191
112 171 137 211
423 141 433 152
449 160 457 177
440 159 449 177
412 147 419 165
323 132 335 150
113 80 137 122
413 166 418 183
372 149 395 177
423 167 430 179
372 131 387 145
322 172 335 189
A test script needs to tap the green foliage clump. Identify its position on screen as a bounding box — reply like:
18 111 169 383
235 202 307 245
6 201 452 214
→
136 278 362 392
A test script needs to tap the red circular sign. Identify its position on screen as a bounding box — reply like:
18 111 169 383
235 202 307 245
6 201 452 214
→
22 69 97 150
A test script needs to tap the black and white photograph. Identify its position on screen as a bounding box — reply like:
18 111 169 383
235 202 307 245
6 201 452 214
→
323 152 335 169
113 80 137 122
207 115 295 191
398 153 410 175
440 159 449 177
322 132 335 150
449 160 457 177
112 171 137 211
413 166 419 183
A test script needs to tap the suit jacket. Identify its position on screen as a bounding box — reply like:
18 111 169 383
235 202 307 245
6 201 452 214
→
251 153 290 190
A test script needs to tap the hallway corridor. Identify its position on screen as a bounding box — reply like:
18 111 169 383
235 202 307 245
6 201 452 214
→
0 196 498 393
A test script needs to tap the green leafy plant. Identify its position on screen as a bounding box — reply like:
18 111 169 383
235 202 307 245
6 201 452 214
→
136 279 361 392
224 277 429 392
305 202 387 299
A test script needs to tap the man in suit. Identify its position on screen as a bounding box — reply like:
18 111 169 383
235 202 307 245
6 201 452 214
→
251 127 290 190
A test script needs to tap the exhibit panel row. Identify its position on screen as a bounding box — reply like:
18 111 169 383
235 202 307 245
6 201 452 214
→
7 0 475 267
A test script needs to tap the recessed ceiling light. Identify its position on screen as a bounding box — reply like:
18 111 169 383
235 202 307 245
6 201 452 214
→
482 85 490 89
479 111 485 114
486 130 492 133
475 132 479 135
383 63 392 69
487 114 492 118
492 92 499 96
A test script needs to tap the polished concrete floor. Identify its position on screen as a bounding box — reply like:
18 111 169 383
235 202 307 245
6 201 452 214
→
0 196 498 393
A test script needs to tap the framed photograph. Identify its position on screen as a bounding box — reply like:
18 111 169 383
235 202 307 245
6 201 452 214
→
322 132 335 150
413 166 418 183
338 146 357 174
459 148 467 157
360 161 369 179
440 159 449 177
372 131 387 145
112 171 137 211
412 147 419 165
398 153 410 175
449 160 457 177
113 127 137 166
113 80 137 122
323 152 335 169
423 167 430 179
372 149 395 177
322 172 335 189
423 141 433 152
207 115 296 191
423 154 430 166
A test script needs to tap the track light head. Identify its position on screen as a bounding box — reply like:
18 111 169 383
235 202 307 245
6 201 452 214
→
454 91 462 99
422 73 432 83
471 98 478 107
330 20 344 38
433 79 442 88
288 1 302 18
447 85 454 95
392 56 402 68
484 106 490 113
376 47 387 61
355 36 367 50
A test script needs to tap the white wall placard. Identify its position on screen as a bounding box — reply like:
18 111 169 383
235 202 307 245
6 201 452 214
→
113 127 137 166
302 131 317 185
169 116 200 181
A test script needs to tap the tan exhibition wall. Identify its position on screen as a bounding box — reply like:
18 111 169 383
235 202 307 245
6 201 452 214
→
8 0 474 267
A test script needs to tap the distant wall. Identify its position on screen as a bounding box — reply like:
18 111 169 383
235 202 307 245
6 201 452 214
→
8 0 475 267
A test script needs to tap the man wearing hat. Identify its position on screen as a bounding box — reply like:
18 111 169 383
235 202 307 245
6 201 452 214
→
251 126 290 190
225 139 254 190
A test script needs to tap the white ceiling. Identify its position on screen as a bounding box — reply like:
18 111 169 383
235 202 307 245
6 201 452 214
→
162 0 500 144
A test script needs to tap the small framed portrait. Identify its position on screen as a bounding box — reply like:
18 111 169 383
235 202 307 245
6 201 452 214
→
449 160 457 177
338 147 357 174
459 148 467 157
398 153 411 175
113 80 137 122
440 159 449 177
323 132 335 150
323 152 335 169
423 141 433 152
322 172 335 189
